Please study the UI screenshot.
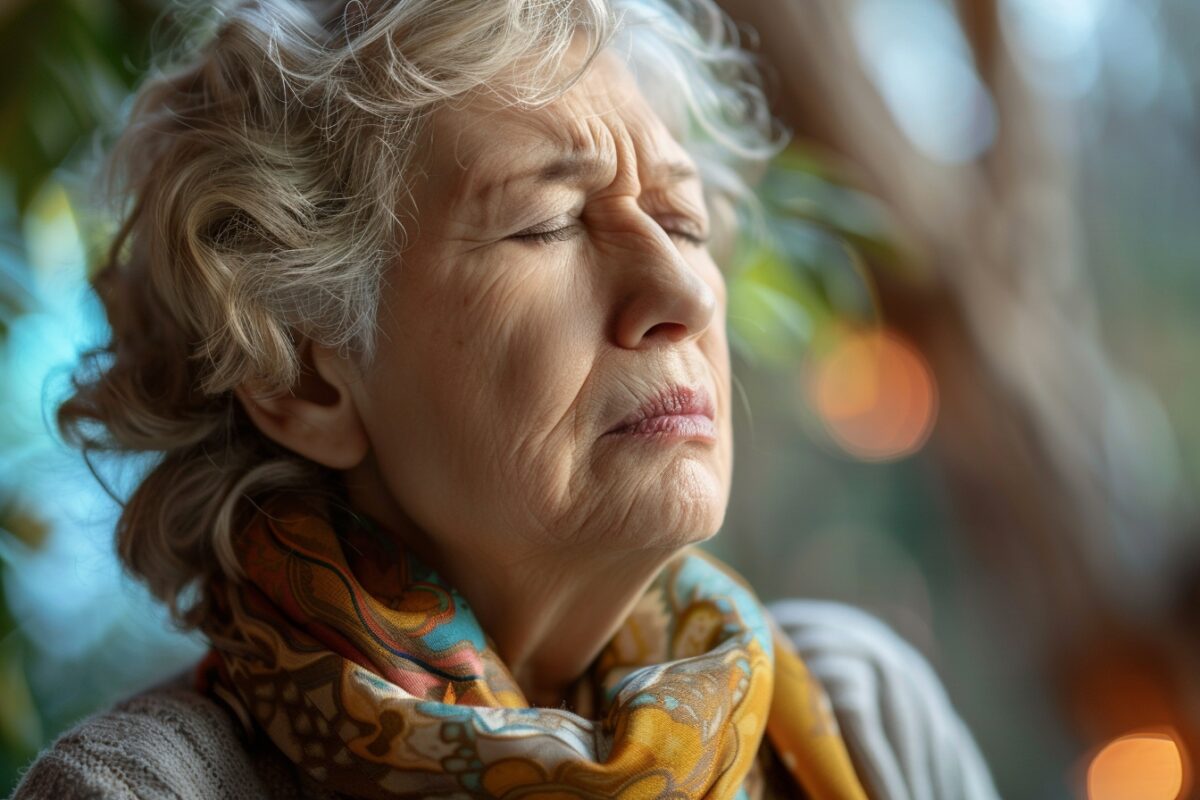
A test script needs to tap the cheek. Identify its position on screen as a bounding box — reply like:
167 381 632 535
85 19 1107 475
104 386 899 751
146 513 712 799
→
384 255 600 515
466 261 598 446
712 323 735 477
703 270 734 484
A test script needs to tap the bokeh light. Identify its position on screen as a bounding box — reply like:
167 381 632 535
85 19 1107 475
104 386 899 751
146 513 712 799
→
1001 0 1106 98
803 327 938 462
853 0 997 163
1087 730 1186 800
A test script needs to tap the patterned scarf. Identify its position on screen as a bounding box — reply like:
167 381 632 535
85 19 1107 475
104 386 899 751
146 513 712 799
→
198 494 867 799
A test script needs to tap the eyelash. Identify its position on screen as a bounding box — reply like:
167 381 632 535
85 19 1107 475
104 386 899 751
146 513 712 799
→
513 223 709 247
514 226 580 244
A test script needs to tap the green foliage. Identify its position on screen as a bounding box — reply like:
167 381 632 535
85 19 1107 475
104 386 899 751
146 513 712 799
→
726 146 900 368
0 0 164 213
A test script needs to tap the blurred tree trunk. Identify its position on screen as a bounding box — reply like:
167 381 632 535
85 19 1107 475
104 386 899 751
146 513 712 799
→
718 0 1200 766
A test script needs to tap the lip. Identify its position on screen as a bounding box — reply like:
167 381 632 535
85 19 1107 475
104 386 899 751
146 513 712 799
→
604 384 717 441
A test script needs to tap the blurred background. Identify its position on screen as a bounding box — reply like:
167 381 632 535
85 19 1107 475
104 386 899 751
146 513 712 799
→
0 0 1197 797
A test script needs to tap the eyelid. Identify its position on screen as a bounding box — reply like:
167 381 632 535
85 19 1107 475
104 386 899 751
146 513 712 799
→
514 214 575 236
667 228 709 246
654 213 709 245
508 212 709 246
509 216 581 245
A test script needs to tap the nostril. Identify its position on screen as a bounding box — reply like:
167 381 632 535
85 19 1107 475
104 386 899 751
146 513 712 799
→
644 321 689 342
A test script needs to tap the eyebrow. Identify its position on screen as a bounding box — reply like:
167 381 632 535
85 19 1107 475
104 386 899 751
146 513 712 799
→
534 153 699 187
454 148 703 228
468 152 700 203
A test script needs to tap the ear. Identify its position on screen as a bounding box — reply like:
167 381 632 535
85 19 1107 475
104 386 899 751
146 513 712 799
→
234 339 370 470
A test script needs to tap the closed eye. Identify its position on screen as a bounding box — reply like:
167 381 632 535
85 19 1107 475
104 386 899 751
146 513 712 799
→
667 228 709 247
511 225 582 244
510 220 709 247
654 213 709 247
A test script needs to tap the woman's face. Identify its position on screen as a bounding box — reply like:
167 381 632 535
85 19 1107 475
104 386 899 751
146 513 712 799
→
345 50 733 565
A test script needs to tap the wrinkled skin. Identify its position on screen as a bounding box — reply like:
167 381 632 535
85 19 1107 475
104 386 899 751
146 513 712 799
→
353 53 730 561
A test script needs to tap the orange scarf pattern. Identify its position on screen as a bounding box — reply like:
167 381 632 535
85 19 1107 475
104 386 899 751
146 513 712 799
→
199 496 867 799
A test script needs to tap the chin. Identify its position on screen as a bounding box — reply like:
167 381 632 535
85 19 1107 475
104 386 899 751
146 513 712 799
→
639 456 730 551
582 446 730 552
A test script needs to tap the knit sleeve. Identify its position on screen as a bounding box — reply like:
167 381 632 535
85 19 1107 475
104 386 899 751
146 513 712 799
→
767 599 1001 800
8 679 302 800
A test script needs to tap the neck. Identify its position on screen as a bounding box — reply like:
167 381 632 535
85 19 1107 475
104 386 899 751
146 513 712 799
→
341 466 681 709
454 546 672 709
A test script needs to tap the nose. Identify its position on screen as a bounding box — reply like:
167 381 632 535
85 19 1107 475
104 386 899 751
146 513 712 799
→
610 219 718 350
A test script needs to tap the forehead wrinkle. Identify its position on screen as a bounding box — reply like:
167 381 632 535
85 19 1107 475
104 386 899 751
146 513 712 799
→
447 111 613 219
437 54 702 221
618 101 701 192
579 51 702 191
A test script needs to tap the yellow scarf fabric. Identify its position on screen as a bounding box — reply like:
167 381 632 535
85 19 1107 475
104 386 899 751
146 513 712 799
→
199 495 867 799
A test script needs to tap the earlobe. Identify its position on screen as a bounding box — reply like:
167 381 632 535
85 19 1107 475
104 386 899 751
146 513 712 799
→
233 341 370 470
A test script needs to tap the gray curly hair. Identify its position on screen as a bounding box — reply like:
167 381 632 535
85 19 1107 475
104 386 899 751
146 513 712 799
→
59 0 781 625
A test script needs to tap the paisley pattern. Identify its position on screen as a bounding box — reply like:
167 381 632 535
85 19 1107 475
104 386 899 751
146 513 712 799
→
199 494 867 799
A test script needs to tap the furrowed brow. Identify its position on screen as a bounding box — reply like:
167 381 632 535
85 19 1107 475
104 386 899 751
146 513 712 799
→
474 151 698 197
535 153 700 189
456 151 607 212
455 147 701 226
535 153 611 184
646 161 700 187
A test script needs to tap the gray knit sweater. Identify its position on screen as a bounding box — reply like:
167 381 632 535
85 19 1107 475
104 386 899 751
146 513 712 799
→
9 674 334 800
9 601 1000 800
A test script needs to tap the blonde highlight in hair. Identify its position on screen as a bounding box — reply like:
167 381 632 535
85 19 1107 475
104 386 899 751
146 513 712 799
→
59 0 780 626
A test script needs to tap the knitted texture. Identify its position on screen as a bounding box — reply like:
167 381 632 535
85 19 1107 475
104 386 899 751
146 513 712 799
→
768 600 1001 800
9 674 331 800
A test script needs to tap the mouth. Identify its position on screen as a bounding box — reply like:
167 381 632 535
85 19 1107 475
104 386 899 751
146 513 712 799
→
604 384 717 442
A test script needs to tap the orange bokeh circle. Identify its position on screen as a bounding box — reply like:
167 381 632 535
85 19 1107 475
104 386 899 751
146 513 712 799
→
804 328 938 462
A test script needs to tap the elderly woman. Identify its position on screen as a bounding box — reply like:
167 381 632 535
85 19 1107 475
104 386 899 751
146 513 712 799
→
14 1 998 798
